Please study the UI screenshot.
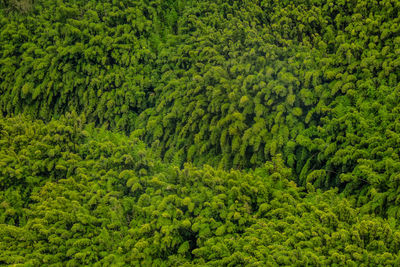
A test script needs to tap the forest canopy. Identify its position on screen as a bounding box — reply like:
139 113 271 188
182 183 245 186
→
1 0 400 265
2 115 400 265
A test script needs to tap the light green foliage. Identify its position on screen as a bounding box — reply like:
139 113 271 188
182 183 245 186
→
1 116 400 265
1 0 400 265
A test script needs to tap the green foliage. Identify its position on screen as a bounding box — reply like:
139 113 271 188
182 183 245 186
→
0 0 397 172
1 116 400 265
1 0 400 185
0 0 176 131
1 0 400 264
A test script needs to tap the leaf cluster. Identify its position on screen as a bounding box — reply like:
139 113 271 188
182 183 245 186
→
1 116 400 265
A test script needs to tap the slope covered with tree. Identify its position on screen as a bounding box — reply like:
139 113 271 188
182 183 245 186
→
1 0 400 265
2 115 400 266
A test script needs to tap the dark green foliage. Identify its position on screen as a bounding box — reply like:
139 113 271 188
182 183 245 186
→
1 116 400 265
2 0 399 198
0 0 175 131
1 0 400 264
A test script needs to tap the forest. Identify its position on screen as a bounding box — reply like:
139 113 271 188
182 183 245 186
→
1 0 400 265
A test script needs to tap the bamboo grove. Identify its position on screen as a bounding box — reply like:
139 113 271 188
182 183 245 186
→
1 0 400 265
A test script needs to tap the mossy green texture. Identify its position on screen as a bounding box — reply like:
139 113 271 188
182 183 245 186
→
1 0 400 265
1 115 400 265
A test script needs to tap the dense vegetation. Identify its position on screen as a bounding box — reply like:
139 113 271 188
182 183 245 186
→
1 0 400 265
2 115 400 265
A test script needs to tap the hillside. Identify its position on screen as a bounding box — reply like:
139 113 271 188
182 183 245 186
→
1 115 400 265
1 0 400 265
